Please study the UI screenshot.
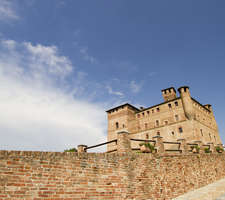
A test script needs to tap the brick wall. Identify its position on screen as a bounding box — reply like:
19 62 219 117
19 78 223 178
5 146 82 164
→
0 150 225 199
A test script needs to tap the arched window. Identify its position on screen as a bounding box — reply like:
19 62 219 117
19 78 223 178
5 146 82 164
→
116 122 119 129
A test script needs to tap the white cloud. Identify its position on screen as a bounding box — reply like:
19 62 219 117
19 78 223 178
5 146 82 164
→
0 39 107 152
130 80 142 93
79 47 97 64
0 0 19 22
106 85 124 97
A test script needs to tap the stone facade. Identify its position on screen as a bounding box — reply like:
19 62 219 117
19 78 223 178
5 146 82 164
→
0 150 225 199
106 86 222 151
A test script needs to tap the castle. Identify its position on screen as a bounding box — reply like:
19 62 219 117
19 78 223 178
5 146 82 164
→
106 86 222 151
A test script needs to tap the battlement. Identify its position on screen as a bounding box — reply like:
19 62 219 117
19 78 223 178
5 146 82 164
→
161 87 177 101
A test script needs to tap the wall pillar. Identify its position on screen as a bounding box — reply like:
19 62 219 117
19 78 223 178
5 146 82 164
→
117 131 131 153
207 142 215 153
153 136 164 154
177 139 188 154
77 145 87 153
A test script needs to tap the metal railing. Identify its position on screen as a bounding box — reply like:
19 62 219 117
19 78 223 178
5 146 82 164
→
84 139 117 151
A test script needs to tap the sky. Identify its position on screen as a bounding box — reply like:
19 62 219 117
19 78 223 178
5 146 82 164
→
0 0 225 151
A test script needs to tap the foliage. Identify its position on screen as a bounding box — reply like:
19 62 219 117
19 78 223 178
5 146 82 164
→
139 142 155 153
190 145 200 153
204 147 210 153
215 146 224 153
64 148 77 152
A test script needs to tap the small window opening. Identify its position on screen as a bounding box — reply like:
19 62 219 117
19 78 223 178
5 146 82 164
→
209 133 211 140
156 120 159 126
145 123 148 129
157 107 160 112
157 131 160 136
168 104 172 109
122 124 125 128
200 129 203 136
152 109 154 113
175 101 178 106
175 115 179 121
178 127 183 133
165 121 168 125
142 112 145 116
147 111 150 115
171 131 175 135
116 122 119 129
146 134 149 139
214 136 216 142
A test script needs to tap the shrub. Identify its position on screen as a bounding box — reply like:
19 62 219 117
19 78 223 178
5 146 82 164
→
190 145 200 153
64 148 77 152
215 146 224 153
204 147 210 153
139 142 155 153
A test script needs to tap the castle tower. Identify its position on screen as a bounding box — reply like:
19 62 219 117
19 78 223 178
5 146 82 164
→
106 104 138 151
161 87 177 102
178 86 194 120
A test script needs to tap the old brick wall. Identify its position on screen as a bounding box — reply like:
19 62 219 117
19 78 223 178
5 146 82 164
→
0 151 225 200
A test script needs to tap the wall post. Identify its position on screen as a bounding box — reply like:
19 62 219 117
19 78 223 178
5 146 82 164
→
77 145 87 153
153 136 164 154
117 131 131 153
177 139 188 154
207 142 215 153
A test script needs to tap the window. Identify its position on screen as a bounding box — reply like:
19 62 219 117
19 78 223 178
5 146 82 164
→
171 131 175 135
168 104 172 109
122 124 125 128
209 133 211 140
146 134 149 139
178 127 183 133
175 115 179 121
165 121 168 125
142 112 145 116
214 136 216 142
145 123 148 129
157 131 160 136
152 109 154 113
200 129 203 136
157 107 160 112
137 114 140 118
116 122 119 129
156 120 159 126
147 111 150 115
175 101 178 106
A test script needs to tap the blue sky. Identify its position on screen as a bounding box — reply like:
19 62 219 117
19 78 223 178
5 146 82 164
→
0 0 225 151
